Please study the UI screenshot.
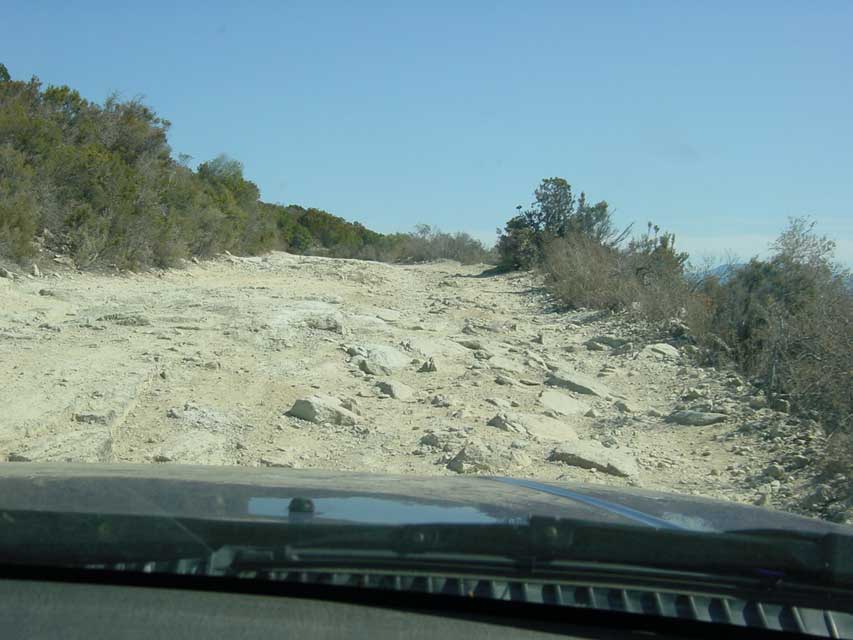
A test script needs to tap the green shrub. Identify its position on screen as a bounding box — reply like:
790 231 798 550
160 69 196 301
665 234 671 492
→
497 178 627 270
704 219 852 432
0 144 38 260
0 66 419 267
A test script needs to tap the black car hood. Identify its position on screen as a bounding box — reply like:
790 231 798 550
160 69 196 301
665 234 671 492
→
0 463 848 535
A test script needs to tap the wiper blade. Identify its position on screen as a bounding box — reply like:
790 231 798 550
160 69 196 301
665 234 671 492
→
0 510 850 589
213 517 849 587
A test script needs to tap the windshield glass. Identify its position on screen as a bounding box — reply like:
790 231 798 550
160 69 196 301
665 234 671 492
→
0 3 851 583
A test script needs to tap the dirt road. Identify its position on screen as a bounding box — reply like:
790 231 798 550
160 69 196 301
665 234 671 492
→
0 252 831 515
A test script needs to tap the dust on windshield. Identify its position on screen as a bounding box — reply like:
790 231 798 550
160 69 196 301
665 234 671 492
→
0 4 851 527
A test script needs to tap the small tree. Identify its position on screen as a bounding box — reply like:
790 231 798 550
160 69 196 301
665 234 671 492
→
497 177 625 269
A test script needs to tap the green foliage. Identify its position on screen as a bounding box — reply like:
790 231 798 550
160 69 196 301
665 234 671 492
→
496 213 540 269
0 144 38 258
0 66 499 269
0 67 433 268
497 177 626 270
388 224 494 265
625 222 690 295
703 219 852 431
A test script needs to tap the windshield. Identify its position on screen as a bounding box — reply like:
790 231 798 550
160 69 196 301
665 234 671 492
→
0 3 851 588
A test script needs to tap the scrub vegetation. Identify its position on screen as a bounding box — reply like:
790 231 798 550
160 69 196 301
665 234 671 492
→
499 177 852 479
0 65 492 269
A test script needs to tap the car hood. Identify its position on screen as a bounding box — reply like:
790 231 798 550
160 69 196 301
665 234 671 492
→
0 463 847 535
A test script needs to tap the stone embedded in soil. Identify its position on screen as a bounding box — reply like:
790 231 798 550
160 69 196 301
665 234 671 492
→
645 343 680 359
487 412 577 442
351 343 410 369
286 394 359 426
538 389 589 416
517 414 577 442
495 374 520 386
487 413 527 434
356 357 392 376
375 379 414 401
548 441 638 477
667 410 728 426
72 412 112 425
590 335 629 348
446 441 498 474
613 400 634 413
455 338 487 351
489 356 524 374
546 368 610 397
486 397 512 410
305 315 343 333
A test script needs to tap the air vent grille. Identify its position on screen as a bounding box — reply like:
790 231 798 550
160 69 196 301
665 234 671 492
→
279 570 849 637
106 560 851 638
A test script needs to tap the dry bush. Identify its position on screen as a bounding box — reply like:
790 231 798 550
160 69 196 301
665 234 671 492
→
703 220 852 434
542 234 634 311
542 228 699 324
393 225 495 265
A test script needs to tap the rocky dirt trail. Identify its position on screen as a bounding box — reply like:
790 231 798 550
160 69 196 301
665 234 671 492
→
0 252 842 520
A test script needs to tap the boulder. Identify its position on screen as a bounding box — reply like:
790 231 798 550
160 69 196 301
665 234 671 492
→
666 410 728 426
548 441 638 477
418 357 438 373
538 389 589 416
487 413 527 434
446 441 497 474
420 431 457 450
546 368 610 397
487 412 577 441
430 394 452 407
351 343 410 369
613 400 634 413
356 357 391 376
286 395 359 426
645 343 680 359
375 379 414 401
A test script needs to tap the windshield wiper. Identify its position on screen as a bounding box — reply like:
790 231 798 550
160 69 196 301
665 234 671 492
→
210 517 853 588
0 510 850 589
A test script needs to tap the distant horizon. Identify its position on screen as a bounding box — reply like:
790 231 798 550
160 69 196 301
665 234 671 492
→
3 2 850 266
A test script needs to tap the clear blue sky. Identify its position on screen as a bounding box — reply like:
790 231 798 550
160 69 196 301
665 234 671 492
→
3 1 851 263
